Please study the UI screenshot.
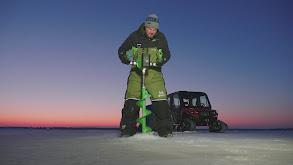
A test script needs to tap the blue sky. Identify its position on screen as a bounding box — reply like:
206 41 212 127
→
0 0 292 128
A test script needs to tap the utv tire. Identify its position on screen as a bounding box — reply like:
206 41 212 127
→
209 120 228 133
178 118 196 132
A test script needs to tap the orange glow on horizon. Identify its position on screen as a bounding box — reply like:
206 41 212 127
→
0 102 122 127
1 114 293 128
0 118 120 127
1 104 292 128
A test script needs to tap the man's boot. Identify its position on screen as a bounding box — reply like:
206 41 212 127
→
152 100 173 137
120 99 140 137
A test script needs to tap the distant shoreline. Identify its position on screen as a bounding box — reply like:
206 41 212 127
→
0 127 120 130
0 127 292 131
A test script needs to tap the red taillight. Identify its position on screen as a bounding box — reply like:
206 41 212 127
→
212 111 218 118
190 110 199 117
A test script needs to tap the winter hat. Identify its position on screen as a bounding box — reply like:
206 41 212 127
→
145 14 159 29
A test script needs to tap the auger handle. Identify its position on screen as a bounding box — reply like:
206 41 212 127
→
129 61 157 66
129 61 136 65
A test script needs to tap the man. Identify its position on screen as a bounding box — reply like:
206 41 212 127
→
118 14 173 138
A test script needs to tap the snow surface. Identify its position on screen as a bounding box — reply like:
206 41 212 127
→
1 129 293 165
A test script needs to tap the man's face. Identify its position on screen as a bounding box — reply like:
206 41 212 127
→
145 26 157 38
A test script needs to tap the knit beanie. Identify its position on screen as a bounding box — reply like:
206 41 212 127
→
145 14 159 29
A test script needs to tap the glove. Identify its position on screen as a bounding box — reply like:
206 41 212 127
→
120 55 130 64
156 57 164 67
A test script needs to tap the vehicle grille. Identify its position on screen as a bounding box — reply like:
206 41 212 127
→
201 112 209 116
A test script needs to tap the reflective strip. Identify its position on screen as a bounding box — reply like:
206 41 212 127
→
125 98 140 101
151 99 167 102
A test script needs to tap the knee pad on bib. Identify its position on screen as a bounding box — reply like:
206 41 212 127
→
122 99 140 117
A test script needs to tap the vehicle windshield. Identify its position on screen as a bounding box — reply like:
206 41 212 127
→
181 93 210 108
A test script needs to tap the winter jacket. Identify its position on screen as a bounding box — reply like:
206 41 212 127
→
118 23 171 68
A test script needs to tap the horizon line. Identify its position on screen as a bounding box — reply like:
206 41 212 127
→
1 126 293 130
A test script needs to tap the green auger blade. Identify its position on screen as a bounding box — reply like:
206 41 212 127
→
143 126 152 133
144 108 152 116
136 116 145 124
136 116 152 133
136 92 152 133
145 93 152 98
136 99 143 107
136 106 152 133
136 109 152 121
136 94 151 107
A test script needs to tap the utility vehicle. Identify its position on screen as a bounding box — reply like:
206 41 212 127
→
167 91 228 133
140 91 228 133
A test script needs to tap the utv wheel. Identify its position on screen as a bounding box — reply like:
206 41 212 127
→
209 120 228 133
176 125 182 132
179 118 196 132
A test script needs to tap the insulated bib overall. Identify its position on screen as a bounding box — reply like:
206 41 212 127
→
125 47 167 101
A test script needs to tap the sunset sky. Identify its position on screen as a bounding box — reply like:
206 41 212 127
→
1 0 292 128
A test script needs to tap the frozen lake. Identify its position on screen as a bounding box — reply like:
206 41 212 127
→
1 128 293 165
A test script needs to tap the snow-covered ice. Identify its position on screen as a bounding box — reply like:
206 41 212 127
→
1 129 293 165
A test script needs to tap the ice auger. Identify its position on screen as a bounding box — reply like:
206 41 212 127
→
127 45 162 133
